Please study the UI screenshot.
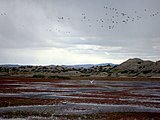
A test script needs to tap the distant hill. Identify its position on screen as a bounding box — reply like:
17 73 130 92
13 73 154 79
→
111 58 160 77
61 63 117 68
0 64 20 68
0 63 117 68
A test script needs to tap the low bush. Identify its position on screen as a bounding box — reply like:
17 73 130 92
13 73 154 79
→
142 70 152 74
48 75 70 80
32 74 46 78
121 70 128 73
80 74 91 77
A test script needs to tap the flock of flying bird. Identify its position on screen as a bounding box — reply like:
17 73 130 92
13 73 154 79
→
0 13 6 16
52 5 159 35
0 4 159 35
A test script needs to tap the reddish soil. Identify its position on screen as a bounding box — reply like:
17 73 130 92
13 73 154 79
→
0 76 160 119
0 97 65 107
1 76 160 82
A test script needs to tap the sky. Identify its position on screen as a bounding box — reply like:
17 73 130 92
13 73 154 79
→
0 0 160 65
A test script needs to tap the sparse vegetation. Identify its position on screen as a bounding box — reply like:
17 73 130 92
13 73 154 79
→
80 74 91 77
0 58 160 77
121 70 128 73
32 74 71 79
48 75 71 79
142 70 152 74
32 74 46 78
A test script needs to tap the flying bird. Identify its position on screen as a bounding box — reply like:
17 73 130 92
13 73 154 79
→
50 3 160 34
90 80 94 84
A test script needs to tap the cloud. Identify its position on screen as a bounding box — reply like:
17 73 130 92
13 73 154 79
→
0 0 160 64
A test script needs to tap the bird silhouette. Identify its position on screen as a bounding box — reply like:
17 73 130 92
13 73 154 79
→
50 4 160 34
90 80 94 84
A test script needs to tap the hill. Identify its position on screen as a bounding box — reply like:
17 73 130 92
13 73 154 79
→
111 58 160 77
61 63 117 68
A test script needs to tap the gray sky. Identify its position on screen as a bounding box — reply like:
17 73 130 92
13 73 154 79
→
0 0 160 65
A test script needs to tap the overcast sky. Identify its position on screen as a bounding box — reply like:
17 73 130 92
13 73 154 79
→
0 0 160 65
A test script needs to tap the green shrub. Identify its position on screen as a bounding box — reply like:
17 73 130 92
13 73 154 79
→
129 70 135 74
80 74 91 77
32 74 46 78
48 75 70 80
142 70 152 74
121 70 128 73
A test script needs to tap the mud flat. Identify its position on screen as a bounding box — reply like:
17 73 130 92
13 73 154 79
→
0 77 160 119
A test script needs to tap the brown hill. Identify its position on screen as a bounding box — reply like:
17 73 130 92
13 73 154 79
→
111 58 160 77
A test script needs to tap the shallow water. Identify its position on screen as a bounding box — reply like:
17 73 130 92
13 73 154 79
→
1 80 160 99
0 79 160 119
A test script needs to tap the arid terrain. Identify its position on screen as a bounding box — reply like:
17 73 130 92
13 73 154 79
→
0 58 160 78
0 76 160 120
